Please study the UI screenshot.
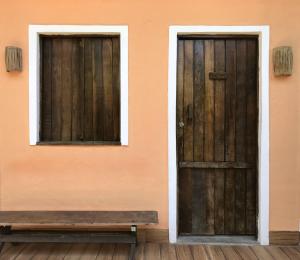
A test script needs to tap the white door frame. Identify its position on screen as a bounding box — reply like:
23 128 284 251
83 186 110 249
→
168 26 270 245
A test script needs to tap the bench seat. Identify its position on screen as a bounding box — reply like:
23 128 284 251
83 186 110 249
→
0 211 158 260
0 211 158 226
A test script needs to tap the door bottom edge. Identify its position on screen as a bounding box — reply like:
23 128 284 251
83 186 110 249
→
177 235 258 245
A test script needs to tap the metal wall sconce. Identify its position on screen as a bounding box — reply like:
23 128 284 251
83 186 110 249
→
5 46 22 72
273 46 293 76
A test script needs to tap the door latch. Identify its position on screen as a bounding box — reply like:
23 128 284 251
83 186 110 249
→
178 121 185 128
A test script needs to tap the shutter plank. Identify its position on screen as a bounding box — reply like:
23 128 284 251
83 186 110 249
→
102 39 114 141
71 38 83 141
61 39 73 141
40 38 52 141
51 39 62 141
92 39 104 141
83 38 94 141
112 37 120 141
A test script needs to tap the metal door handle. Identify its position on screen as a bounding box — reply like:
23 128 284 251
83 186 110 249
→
178 121 184 128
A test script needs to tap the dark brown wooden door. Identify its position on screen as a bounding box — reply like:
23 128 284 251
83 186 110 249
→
177 36 258 236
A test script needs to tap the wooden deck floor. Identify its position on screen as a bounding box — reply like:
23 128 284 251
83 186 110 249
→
0 243 300 259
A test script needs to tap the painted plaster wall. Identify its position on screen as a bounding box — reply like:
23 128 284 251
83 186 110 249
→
0 0 299 231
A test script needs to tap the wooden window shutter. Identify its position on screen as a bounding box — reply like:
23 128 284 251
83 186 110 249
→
39 36 120 144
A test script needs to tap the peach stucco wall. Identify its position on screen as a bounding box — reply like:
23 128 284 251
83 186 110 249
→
0 0 300 231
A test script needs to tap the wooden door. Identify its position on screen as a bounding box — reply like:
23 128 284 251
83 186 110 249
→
177 36 258 236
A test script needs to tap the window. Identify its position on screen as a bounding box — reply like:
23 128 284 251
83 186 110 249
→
40 36 120 144
29 26 128 145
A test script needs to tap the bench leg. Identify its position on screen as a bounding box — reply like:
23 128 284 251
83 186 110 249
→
0 242 4 253
0 226 11 234
129 243 136 260
129 225 137 260
0 226 10 254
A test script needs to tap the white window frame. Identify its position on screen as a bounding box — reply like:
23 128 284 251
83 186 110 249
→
168 26 270 245
29 25 128 145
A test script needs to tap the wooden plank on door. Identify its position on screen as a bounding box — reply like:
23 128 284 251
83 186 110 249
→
235 39 247 234
192 40 205 234
192 168 206 234
179 168 193 234
203 40 215 234
183 40 194 162
224 39 237 161
224 39 237 234
177 40 191 234
204 40 215 162
193 40 205 161
214 40 225 162
177 40 184 162
246 39 258 234
213 40 225 235
178 40 193 234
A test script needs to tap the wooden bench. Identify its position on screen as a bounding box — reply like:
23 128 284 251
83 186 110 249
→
0 211 158 260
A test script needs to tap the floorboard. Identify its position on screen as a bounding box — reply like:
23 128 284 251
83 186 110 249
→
0 242 299 259
96 244 115 260
0 243 26 260
160 243 177 260
250 245 274 260
47 243 72 260
220 245 241 260
64 243 88 259
145 243 161 260
112 244 129 260
79 244 102 260
266 245 291 260
134 244 145 260
206 245 226 260
280 246 300 259
31 243 55 260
